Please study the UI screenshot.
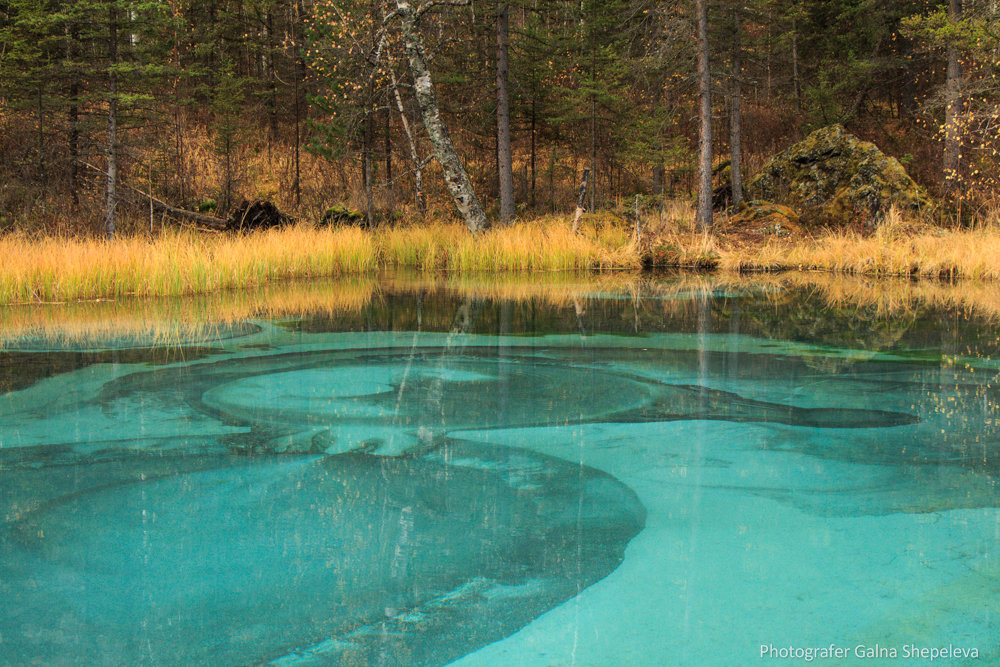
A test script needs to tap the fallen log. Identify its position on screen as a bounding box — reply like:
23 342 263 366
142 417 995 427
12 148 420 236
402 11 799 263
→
81 162 227 231
82 163 298 232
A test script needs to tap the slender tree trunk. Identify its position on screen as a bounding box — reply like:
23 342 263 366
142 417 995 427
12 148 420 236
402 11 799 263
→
36 85 44 180
66 25 80 207
363 109 375 227
385 106 395 221
943 0 963 192
729 5 743 210
589 58 597 212
530 98 536 208
395 0 489 233
496 2 515 222
549 149 556 213
695 0 712 231
293 78 301 207
572 167 589 233
69 90 79 207
765 8 772 100
175 106 186 204
266 11 278 143
792 15 802 110
390 69 426 216
223 134 232 215
292 0 306 207
105 3 119 240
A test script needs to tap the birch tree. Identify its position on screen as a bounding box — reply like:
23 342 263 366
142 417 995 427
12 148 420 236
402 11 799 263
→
392 0 489 233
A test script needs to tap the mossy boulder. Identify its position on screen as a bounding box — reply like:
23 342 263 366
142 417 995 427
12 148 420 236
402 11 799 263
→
746 124 931 228
728 201 803 237
322 205 365 226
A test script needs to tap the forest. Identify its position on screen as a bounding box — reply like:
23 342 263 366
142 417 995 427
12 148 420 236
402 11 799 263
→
0 0 996 238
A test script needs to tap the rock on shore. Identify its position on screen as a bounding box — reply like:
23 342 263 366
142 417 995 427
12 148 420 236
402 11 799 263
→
746 124 931 228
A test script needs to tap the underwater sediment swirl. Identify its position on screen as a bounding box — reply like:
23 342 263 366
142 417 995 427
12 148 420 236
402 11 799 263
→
0 335 936 666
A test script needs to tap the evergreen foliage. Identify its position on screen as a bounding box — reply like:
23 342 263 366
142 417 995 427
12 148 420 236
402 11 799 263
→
0 0 997 232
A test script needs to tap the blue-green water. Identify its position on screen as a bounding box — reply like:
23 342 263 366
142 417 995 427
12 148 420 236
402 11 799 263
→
1 278 997 665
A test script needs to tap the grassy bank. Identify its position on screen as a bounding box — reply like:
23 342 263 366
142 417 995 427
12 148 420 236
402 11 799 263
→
651 205 1000 280
717 224 1000 279
5 204 1000 305
0 220 638 304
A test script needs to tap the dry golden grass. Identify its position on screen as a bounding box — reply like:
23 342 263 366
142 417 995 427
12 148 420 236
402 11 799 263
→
377 218 638 272
637 202 1000 280
716 206 1000 280
0 219 637 305
9 196 1000 308
0 226 377 304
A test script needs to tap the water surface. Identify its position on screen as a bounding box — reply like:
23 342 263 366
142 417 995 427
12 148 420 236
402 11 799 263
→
1 274 997 665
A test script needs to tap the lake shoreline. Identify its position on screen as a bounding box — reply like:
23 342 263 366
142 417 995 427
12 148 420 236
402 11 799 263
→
1 216 997 305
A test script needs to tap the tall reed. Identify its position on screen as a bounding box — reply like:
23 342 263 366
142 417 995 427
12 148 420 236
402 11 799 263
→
0 220 636 304
717 207 1000 280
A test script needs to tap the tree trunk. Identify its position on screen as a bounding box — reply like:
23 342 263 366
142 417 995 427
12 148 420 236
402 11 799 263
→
765 7 772 100
729 5 743 210
292 0 306 207
530 98 536 208
66 24 80 208
390 69 426 216
223 133 232 216
695 0 713 231
792 15 802 110
385 106 394 220
363 108 375 227
572 168 589 233
943 0 962 192
105 3 119 240
36 85 44 180
395 0 489 233
589 68 597 213
496 2 515 222
549 149 556 213
266 11 278 142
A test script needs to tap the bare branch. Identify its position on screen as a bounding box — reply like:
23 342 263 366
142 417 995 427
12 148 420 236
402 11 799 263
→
415 0 470 22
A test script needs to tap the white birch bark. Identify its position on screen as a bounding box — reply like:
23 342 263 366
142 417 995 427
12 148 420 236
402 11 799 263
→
395 0 489 233
390 69 427 216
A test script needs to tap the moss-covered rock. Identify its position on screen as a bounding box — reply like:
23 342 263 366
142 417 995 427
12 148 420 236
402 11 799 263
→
746 124 931 228
322 205 365 226
727 200 803 237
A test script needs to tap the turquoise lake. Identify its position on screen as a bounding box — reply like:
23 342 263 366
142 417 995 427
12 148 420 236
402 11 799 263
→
0 275 997 665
